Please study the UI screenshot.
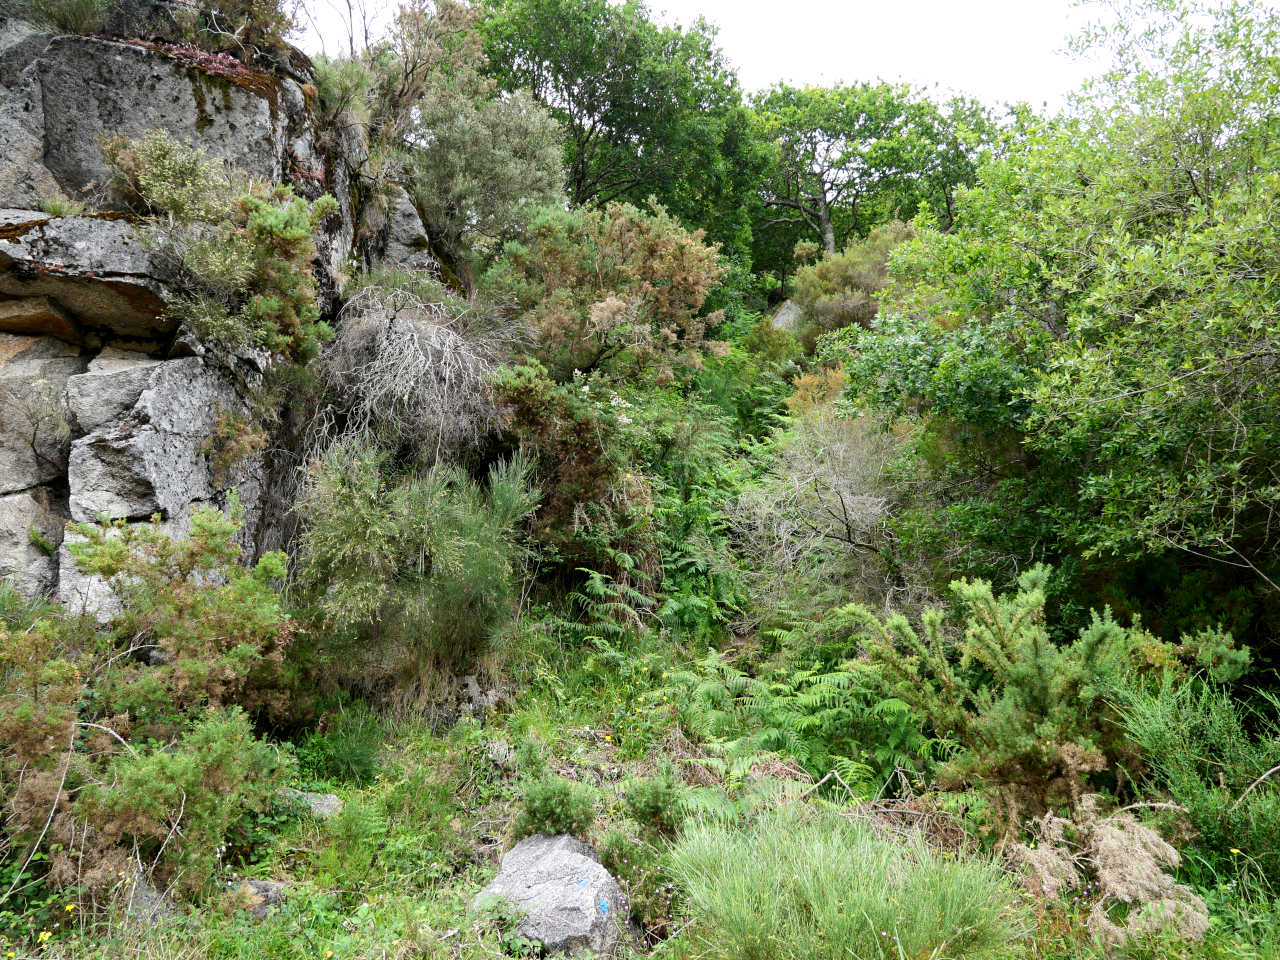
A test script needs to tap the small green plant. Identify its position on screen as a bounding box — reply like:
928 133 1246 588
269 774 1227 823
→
512 776 596 839
623 765 685 838
298 705 384 785
102 130 338 364
37 193 85 217
669 808 1023 960
26 524 54 556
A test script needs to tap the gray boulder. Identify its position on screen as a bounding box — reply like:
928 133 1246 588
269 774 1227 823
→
0 333 84 495
0 486 66 595
382 187 434 270
474 835 624 956
279 788 344 819
0 19 50 92
770 299 802 332
68 356 245 523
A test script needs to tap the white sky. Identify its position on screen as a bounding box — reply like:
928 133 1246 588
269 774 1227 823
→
299 0 1111 108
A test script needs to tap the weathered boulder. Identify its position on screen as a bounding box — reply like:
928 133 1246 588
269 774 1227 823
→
0 19 51 92
66 347 164 433
474 835 624 956
0 212 171 343
67 356 253 523
279 788 344 819
770 299 802 331
382 187 434 270
0 333 83 495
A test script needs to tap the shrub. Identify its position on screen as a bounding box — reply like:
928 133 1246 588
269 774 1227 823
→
598 826 680 939
623 765 685 838
791 220 911 351
483 201 723 382
0 503 292 906
315 279 513 462
103 130 337 364
295 442 538 687
1117 677 1280 887
82 707 288 896
844 564 1248 830
668 808 1021 960
512 776 595 839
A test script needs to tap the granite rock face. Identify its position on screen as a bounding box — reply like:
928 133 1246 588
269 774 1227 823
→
0 22 357 608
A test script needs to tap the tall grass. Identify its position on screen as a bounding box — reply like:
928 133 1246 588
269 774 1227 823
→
668 809 1024 960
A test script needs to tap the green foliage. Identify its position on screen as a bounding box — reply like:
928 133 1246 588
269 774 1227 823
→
623 764 685 838
1118 677 1280 888
296 441 538 684
753 82 990 261
827 1 1280 644
669 808 1022 960
598 825 681 938
103 130 337 364
482 0 766 261
847 564 1247 828
0 503 291 908
663 647 921 792
8 0 114 33
512 775 595 839
791 220 912 351
297 704 384 785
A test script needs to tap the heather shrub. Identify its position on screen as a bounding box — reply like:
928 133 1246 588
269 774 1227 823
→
512 776 596 839
599 826 681 939
669 808 1021 960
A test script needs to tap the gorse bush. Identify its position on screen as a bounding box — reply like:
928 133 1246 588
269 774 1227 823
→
669 808 1022 960
845 564 1248 829
483 201 723 382
296 441 539 686
792 220 911 352
0 503 291 904
512 776 595 839
103 130 337 364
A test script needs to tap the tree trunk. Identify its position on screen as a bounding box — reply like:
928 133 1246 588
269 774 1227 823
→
817 194 836 254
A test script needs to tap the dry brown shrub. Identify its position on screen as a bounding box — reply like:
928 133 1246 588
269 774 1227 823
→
1010 795 1209 948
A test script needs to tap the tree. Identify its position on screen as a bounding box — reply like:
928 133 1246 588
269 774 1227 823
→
480 0 765 259
314 0 565 288
753 83 989 255
830 0 1280 646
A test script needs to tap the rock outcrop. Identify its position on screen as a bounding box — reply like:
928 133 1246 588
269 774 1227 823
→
474 835 625 956
0 18 364 609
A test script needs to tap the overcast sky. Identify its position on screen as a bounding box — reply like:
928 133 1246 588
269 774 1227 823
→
300 0 1112 108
